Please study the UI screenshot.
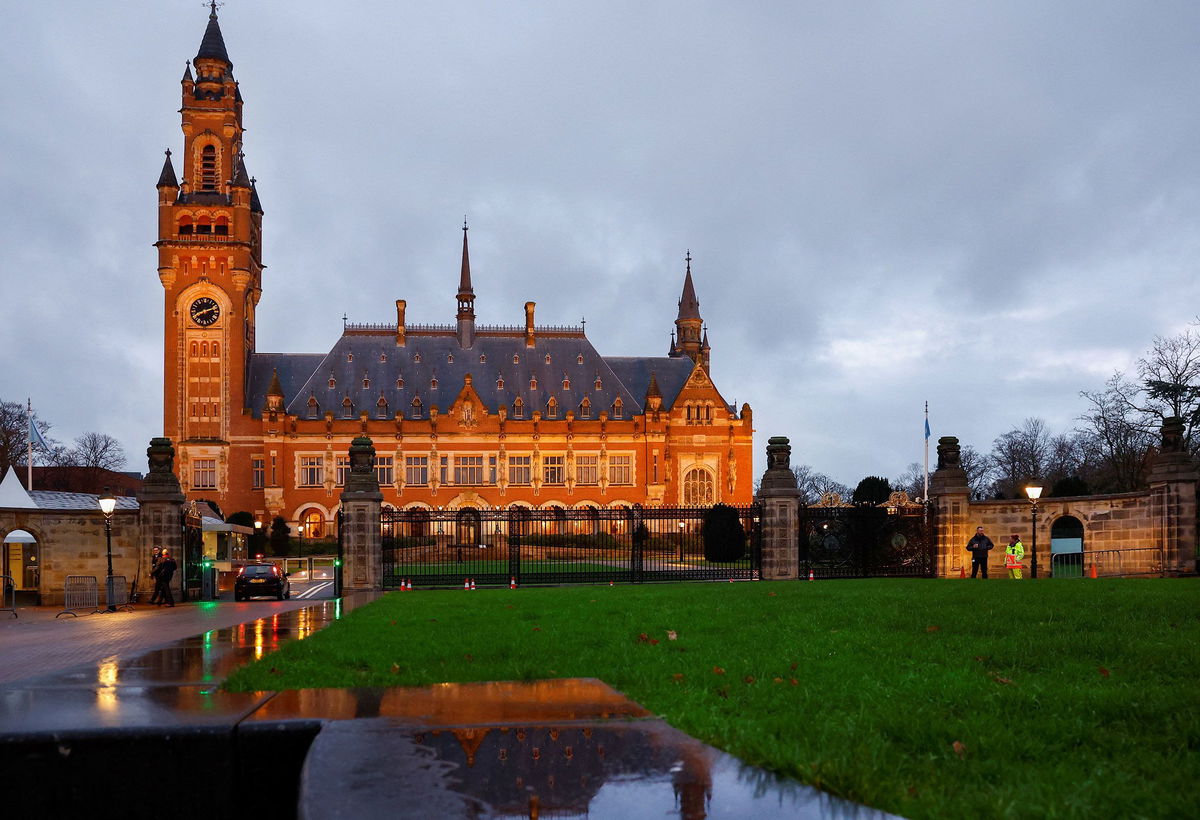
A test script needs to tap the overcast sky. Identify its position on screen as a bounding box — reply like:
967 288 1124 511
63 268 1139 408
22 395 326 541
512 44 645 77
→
3 1 1199 487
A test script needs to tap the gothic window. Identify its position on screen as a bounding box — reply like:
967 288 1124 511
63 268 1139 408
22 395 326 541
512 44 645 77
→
546 398 558 419
200 144 218 191
214 215 229 236
341 397 354 418
178 215 194 235
683 468 715 506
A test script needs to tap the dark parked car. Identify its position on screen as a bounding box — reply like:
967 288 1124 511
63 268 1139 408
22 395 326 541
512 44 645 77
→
234 563 290 601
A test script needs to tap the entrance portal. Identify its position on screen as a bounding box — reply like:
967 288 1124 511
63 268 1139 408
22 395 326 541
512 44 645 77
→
1050 515 1085 577
3 530 39 603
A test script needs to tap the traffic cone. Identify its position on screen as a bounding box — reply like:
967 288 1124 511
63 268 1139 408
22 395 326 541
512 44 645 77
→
406 579 413 591
401 578 408 591
808 569 815 581
1089 563 1098 579
959 566 966 579
470 578 476 591
609 580 614 586
464 579 470 590
510 577 517 589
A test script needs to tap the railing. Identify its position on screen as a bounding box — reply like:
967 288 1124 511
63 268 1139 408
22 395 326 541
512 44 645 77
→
1050 547 1164 578
344 322 586 335
57 575 100 618
0 575 15 618
381 504 762 589
162 233 242 243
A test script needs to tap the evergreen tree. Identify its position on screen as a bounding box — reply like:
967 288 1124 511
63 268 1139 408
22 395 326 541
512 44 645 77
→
702 504 746 562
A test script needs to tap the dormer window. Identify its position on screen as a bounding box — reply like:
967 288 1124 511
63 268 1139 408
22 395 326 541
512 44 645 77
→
347 353 354 363
580 398 591 419
430 378 439 390
380 353 387 363
595 378 602 390
376 396 388 418
547 398 558 419
497 376 505 390
341 397 354 418
362 378 370 390
530 377 538 390
306 396 319 419
562 377 571 390
328 377 336 389
448 354 454 363
613 398 623 419
396 377 405 389
411 397 423 418
413 353 421 363
577 354 584 365
545 354 552 364
512 354 519 364
513 398 524 419
479 354 486 363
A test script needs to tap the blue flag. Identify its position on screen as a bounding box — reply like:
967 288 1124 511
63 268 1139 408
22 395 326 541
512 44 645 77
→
924 418 931 441
28 417 49 450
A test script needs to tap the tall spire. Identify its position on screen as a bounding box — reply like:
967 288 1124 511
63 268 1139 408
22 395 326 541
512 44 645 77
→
196 3 232 67
676 250 701 321
456 219 476 349
156 149 178 189
674 250 704 365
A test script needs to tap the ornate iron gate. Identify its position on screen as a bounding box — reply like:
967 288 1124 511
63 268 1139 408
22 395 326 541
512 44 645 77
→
381 504 762 588
799 500 935 578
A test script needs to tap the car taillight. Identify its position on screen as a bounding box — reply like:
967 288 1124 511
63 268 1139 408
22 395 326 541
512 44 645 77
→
272 566 281 576
237 567 245 576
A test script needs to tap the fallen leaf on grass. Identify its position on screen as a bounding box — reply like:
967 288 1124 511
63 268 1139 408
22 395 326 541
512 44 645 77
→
952 741 966 759
713 666 726 675
389 620 397 626
636 632 660 645
464 654 474 662
926 625 941 632
390 663 401 674
773 677 784 684
789 678 799 686
671 673 685 683
743 676 756 684
992 675 1015 686
973 656 985 662
1099 667 1110 678
532 627 541 632
767 592 777 597
667 630 678 641
790 662 798 671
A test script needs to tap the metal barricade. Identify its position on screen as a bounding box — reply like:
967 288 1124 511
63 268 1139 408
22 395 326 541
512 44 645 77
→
106 575 134 611
0 575 16 618
57 575 101 618
1051 546 1164 578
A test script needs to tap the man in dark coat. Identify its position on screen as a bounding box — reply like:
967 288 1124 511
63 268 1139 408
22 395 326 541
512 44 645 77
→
153 549 177 607
148 546 163 604
965 526 994 578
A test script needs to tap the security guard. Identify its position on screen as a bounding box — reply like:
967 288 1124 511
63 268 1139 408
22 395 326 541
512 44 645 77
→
1005 534 1025 579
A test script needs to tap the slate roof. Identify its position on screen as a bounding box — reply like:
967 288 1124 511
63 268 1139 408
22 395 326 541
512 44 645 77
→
157 150 177 188
245 330 703 420
196 11 231 65
28 491 140 512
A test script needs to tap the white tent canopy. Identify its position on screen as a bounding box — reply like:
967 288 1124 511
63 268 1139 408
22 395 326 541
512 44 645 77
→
0 467 38 510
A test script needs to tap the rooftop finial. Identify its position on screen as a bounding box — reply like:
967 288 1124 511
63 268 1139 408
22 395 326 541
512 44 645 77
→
463 215 468 232
209 0 221 19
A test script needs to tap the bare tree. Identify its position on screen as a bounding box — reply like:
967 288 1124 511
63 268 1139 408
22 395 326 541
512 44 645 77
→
0 399 58 475
791 464 851 504
1078 375 1155 492
989 418 1055 498
892 462 927 498
959 444 993 499
69 432 127 471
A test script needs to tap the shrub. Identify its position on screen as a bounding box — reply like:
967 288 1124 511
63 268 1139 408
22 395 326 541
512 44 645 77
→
703 504 746 562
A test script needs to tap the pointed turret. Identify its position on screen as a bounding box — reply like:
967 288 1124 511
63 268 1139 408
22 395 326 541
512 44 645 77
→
456 219 476 348
156 149 178 189
265 369 285 413
645 371 663 413
674 250 704 365
196 3 232 67
182 61 194 83
701 327 711 374
668 331 677 357
249 177 263 214
231 152 251 188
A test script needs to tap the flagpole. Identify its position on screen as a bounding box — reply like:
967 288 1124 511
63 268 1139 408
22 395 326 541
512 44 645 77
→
27 398 33 491
923 401 930 503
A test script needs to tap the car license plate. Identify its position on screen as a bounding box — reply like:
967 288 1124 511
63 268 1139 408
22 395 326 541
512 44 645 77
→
251 579 265 583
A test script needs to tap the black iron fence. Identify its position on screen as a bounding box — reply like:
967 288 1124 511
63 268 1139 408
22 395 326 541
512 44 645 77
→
799 504 935 578
381 504 762 589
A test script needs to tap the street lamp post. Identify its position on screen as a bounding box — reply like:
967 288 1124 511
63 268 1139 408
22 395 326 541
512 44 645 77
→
98 488 117 612
1025 483 1043 579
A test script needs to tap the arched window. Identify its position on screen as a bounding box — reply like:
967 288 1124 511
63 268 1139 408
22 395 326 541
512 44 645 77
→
413 353 421 363
200 145 218 191
479 354 487 363
512 354 519 364
200 341 209 356
595 377 602 390
178 215 194 235
211 342 219 356
190 341 198 356
214 215 229 236
545 354 552 364
577 354 584 364
300 509 326 539
380 352 387 363
447 354 454 363
328 377 336 389
341 397 354 418
683 468 715 506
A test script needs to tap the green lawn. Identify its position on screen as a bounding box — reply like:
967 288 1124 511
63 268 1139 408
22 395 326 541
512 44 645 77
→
224 579 1199 819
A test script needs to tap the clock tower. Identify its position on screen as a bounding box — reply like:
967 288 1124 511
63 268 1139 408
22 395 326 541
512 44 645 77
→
156 5 263 497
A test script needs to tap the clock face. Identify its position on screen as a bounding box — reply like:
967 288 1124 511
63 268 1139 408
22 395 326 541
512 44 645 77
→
190 297 220 327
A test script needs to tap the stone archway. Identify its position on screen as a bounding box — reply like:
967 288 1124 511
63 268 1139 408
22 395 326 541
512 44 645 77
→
2 529 39 594
1050 515 1085 577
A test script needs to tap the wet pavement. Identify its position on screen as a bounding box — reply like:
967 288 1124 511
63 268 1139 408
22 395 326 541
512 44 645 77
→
0 594 893 819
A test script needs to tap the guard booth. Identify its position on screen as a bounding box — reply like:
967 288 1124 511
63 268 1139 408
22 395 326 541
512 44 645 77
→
182 503 204 601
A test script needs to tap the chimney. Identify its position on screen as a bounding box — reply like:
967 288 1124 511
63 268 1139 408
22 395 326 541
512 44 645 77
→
524 301 536 348
395 300 406 347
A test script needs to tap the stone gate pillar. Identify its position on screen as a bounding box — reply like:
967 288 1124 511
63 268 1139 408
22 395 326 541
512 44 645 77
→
929 436 970 578
340 436 383 591
1147 417 1198 574
136 437 186 598
756 436 801 580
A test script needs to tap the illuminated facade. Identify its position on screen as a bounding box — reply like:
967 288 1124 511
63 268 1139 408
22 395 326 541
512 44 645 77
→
157 10 754 534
